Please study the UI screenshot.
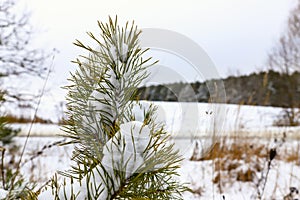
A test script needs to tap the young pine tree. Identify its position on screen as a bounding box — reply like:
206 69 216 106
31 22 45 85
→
39 17 187 199
0 92 37 199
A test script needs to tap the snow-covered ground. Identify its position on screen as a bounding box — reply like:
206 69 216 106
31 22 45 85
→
4 102 300 199
6 136 300 199
11 102 300 138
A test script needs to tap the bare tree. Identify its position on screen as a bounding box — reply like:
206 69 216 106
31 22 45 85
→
268 0 300 126
0 0 50 103
268 1 300 74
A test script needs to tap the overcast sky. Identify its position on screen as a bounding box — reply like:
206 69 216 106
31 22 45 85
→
16 0 297 119
25 0 296 82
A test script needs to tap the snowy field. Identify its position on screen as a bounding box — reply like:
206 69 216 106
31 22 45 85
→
4 102 300 199
11 102 300 138
9 136 300 199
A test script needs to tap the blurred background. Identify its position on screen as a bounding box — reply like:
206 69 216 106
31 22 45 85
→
1 0 298 123
1 1 300 199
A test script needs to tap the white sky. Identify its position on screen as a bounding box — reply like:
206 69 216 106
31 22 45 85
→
16 0 297 119
25 0 296 81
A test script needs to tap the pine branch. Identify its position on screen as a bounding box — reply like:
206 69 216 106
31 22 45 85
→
43 16 188 199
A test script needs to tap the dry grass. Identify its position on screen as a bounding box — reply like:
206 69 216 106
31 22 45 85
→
191 136 300 187
5 115 53 124
199 139 267 161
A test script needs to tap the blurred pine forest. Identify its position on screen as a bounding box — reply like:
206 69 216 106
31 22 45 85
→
137 70 300 107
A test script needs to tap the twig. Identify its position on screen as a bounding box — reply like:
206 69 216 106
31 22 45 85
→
256 148 277 199
0 147 5 188
8 54 54 193
21 139 67 167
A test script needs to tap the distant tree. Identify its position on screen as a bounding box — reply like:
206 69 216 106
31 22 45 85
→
267 0 300 126
268 1 300 74
0 0 49 104
0 91 19 144
0 2 49 197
